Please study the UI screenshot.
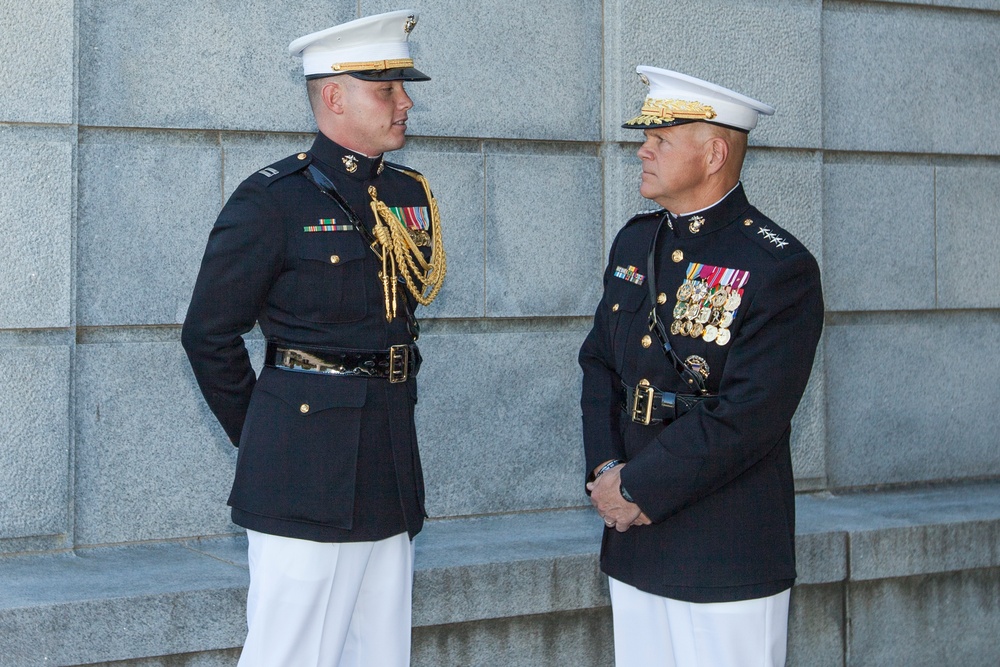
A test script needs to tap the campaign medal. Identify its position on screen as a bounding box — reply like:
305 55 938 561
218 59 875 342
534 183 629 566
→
676 280 694 301
669 262 750 346
389 205 433 247
724 291 742 312
711 286 730 309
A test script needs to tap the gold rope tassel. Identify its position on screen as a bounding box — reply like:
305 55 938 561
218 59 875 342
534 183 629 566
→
371 222 398 322
367 176 447 322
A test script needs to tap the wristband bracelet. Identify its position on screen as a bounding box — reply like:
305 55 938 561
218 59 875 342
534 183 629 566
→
585 459 623 496
595 459 622 479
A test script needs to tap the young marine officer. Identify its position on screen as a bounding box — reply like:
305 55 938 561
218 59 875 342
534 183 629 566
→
580 67 823 666
181 10 445 666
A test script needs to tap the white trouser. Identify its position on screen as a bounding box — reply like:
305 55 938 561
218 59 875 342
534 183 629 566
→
238 530 414 667
609 577 790 667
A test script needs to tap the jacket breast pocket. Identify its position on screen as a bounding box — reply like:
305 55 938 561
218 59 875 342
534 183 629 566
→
294 235 370 324
606 281 647 356
231 368 369 528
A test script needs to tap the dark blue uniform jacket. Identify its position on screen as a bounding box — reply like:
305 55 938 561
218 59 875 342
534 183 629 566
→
579 184 823 602
182 132 432 542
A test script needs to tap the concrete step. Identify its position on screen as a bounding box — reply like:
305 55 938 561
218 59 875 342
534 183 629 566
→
1 482 999 666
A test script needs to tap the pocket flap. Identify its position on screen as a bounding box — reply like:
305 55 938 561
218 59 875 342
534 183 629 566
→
254 367 367 413
298 236 369 265
609 282 647 313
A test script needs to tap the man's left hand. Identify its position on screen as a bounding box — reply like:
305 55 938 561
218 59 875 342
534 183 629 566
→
586 464 641 532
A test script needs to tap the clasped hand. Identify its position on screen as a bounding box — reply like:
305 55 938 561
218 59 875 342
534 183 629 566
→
586 463 651 532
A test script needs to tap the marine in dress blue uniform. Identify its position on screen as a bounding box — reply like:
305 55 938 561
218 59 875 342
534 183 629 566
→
181 10 445 666
580 67 823 666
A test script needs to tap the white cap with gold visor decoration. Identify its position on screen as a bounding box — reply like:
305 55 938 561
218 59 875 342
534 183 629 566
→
289 9 430 81
623 66 774 133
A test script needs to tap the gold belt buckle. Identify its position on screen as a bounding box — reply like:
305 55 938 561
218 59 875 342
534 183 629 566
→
389 345 409 383
630 383 656 425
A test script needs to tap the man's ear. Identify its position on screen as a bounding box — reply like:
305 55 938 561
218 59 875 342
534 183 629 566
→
705 136 730 176
322 79 344 114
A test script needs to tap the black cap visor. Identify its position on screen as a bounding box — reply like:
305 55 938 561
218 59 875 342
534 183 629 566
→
352 67 431 82
306 68 430 82
621 118 749 134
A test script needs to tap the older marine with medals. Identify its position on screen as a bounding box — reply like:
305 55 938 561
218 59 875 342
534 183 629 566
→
182 10 444 666
580 66 823 667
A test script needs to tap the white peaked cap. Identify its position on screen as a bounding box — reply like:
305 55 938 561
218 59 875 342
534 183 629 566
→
623 66 774 132
288 10 428 81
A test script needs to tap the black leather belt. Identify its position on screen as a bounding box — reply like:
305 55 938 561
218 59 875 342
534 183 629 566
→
265 340 420 383
621 381 711 425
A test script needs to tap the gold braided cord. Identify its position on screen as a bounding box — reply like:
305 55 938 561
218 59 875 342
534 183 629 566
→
331 58 415 73
367 174 446 321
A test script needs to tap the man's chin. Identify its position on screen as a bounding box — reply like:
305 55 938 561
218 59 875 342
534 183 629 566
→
386 129 407 151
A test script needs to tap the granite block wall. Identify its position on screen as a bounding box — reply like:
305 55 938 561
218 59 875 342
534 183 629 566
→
0 1 75 124
416 330 587 517
0 128 74 329
1 4 998 659
364 0 605 141
76 130 222 326
0 347 71 545
825 311 1000 487
848 569 1000 667
823 1 1000 154
76 0 343 132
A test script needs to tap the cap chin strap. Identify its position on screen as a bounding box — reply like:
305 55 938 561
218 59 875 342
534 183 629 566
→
331 58 414 73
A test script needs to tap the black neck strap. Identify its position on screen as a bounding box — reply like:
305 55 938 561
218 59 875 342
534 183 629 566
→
646 213 707 394
304 165 376 245
302 165 420 340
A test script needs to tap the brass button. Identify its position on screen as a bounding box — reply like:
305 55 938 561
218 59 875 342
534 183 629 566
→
612 303 620 312
657 292 667 305
297 153 307 160
330 254 340 264
743 218 753 226
641 335 652 348
299 403 310 414
672 249 684 263
638 378 650 387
